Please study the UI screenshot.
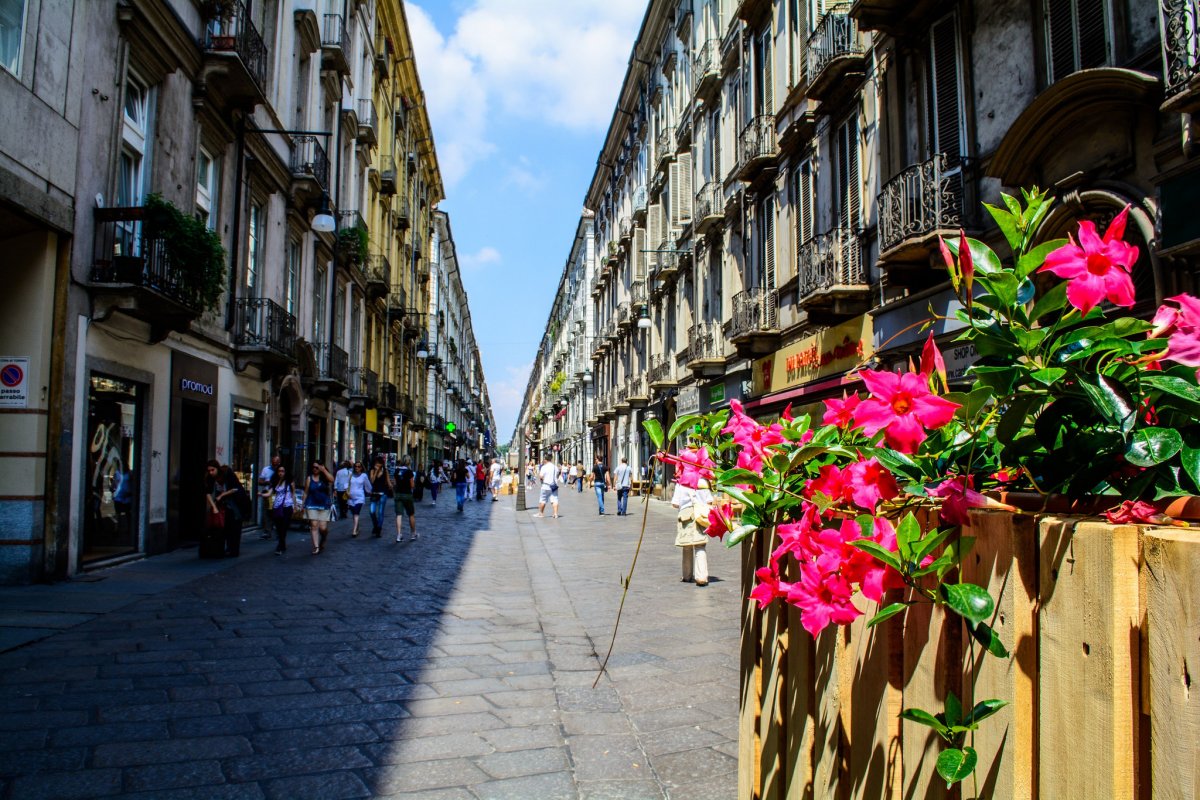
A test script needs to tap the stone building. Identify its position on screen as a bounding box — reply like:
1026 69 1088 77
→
0 0 476 584
517 0 1200 494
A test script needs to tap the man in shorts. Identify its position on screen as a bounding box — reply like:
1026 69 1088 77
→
535 453 559 518
489 459 503 501
393 455 418 542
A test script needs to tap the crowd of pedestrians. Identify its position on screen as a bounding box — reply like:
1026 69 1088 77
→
198 453 510 558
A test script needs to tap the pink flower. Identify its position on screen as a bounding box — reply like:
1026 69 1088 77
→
852 370 960 453
749 565 794 609
927 475 1018 526
705 503 736 539
920 332 948 391
772 503 826 564
657 447 715 489
787 560 861 636
1149 294 1200 367
991 469 1018 484
958 230 975 299
844 458 900 511
724 399 785 474
822 393 861 428
1040 205 1139 316
805 464 848 506
1103 500 1171 525
846 516 906 602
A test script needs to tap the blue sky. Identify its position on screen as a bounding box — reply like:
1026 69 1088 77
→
405 0 647 440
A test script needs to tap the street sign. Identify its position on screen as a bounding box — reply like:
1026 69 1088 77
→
0 357 29 408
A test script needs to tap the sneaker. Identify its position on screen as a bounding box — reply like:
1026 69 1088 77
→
533 513 545 518
396 535 403 543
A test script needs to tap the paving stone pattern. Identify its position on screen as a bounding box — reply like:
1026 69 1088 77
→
0 485 741 798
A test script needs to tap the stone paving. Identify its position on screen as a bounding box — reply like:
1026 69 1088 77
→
0 483 742 799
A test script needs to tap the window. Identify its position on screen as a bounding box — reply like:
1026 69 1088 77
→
334 284 346 346
195 147 220 230
927 14 964 167
754 27 773 117
1045 0 1112 83
118 72 154 207
246 203 262 296
758 195 777 299
313 263 327 343
791 158 814 273
836 117 860 231
285 239 300 316
0 0 26 75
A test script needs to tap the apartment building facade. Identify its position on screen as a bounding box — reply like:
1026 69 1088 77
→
518 0 1200 493
0 0 463 584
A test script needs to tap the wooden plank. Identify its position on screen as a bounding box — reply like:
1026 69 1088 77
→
1143 529 1200 800
962 510 1039 800
1038 518 1142 800
838 603 899 799
811 625 841 800
784 570 815 798
760 585 787 800
740 531 765 800
900 587 961 800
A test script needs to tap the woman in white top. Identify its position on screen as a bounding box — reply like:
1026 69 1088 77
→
671 477 713 586
346 461 372 538
426 464 444 506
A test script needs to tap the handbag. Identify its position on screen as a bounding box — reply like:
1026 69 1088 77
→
206 507 225 529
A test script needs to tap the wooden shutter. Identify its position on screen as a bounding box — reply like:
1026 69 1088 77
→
668 161 682 230
1046 0 1109 83
765 196 776 291
761 29 773 116
633 227 646 278
678 152 693 223
793 160 813 272
843 118 860 231
648 202 662 265
712 109 722 180
928 14 962 166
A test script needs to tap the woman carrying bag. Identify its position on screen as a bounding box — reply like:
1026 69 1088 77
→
303 461 335 555
346 461 371 537
426 463 443 506
367 456 393 538
671 476 714 587
262 466 295 555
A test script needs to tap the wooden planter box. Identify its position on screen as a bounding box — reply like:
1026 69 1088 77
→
737 511 1199 799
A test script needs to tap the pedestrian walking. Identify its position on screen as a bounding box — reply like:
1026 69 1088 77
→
671 477 713 586
426 463 443 506
535 453 559 518
393 455 418 542
590 455 611 515
346 461 370 537
257 454 281 539
474 460 488 501
205 462 246 558
303 461 335 555
333 460 352 518
489 459 503 501
413 463 426 503
453 459 470 513
614 456 634 516
576 461 586 492
262 465 295 555
368 456 392 537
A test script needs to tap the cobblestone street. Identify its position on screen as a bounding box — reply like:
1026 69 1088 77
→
0 487 741 799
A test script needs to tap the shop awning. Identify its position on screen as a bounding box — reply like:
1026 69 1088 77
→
743 373 863 414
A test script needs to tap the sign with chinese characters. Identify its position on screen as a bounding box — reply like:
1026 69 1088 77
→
752 315 873 396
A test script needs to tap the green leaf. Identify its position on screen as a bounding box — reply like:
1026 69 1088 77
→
912 527 954 563
939 582 995 625
1125 427 1184 467
964 699 1009 727
725 524 757 547
716 468 764 487
1144 374 1200 405
643 419 665 451
936 747 978 786
1013 327 1048 353
984 202 1022 253
1016 239 1067 279
717 485 755 507
1181 444 1200 493
944 691 962 727
969 621 1010 658
947 236 1003 275
895 513 921 562
964 386 994 420
667 414 702 443
1029 367 1066 387
982 272 1020 307
971 365 1020 395
866 602 909 627
1029 281 1069 322
997 395 1039 444
900 708 950 737
854 514 875 539
851 540 902 572
1016 277 1036 305
1081 375 1136 433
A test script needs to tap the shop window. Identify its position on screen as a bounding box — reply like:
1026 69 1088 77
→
0 0 26 76
230 406 262 527
84 374 143 564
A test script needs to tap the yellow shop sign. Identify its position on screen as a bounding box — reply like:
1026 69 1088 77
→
752 314 873 395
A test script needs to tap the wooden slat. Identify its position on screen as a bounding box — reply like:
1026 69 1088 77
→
1038 518 1142 800
900 591 961 799
839 604 899 799
783 567 814 797
1143 529 1200 800
810 626 841 799
740 531 764 800
962 510 1039 800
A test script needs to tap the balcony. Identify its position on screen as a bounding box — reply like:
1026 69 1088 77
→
321 13 351 76
693 40 721 100
592 336 607 361
648 354 679 391
877 154 973 268
619 216 632 243
632 186 648 222
675 105 694 151
849 0 943 34
357 98 378 145
798 228 871 324
200 0 268 110
805 10 865 103
737 0 772 23
729 288 781 358
393 196 411 230
312 342 349 396
233 298 297 373
1162 1 1200 114
654 245 679 282
591 276 604 299
686 322 726 377
347 367 379 410
737 115 779 182
386 290 407 324
617 301 632 331
631 278 648 308
364 254 390 301
602 318 618 343
87 207 205 338
656 128 676 171
694 181 724 234
290 135 329 207
627 375 650 408
614 387 630 412
336 210 368 269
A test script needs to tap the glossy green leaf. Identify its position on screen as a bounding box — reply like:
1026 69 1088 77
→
936 746 978 786
1029 281 1069 322
643 418 665 451
1016 277 1036 305
1180 444 1200 493
997 395 1039 444
1016 239 1067 279
900 708 950 737
851 540 902 572
866 602 909 628
984 202 1022 253
1081 375 1135 433
971 365 1020 395
944 691 963 727
1125 427 1184 467
939 582 994 625
1030 367 1066 387
667 414 702 443
969 621 1010 659
946 236 1003 275
896 513 921 561
984 272 1020 307
717 468 764 487
912 527 954 563
1144 374 1200 405
964 699 1009 727
725 524 757 547
855 514 875 539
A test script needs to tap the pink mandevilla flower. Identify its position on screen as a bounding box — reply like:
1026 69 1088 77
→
822 393 861 428
844 458 900 512
852 370 960 453
1103 500 1170 525
787 560 862 637
1039 205 1139 316
705 503 736 539
656 447 715 489
749 565 794 610
1149 293 1200 367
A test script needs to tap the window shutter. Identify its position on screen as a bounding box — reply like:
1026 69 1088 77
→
1076 0 1108 71
762 30 773 115
1046 0 1075 83
633 227 646 278
713 110 722 179
928 14 962 166
648 202 662 265
678 152 693 223
846 119 860 232
764 197 776 291
669 161 682 230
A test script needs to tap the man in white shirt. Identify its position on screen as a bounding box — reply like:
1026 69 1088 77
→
333 460 352 518
535 453 559 519
489 460 503 501
257 455 280 538
614 456 634 516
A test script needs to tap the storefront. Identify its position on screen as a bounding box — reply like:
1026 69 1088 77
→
229 404 263 528
169 352 217 547
699 369 749 414
82 373 146 564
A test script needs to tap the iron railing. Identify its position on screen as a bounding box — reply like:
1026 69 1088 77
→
357 98 378 141
619 216 632 241
203 0 267 96
291 135 329 191
348 367 379 400
798 228 865 297
632 186 647 217
379 153 397 195
313 342 349 386
695 181 723 226
89 207 204 310
877 153 967 254
805 10 863 86
687 321 724 362
656 127 675 168
617 302 631 328
1162 0 1200 98
321 13 349 54
628 374 649 400
693 39 720 96
233 298 296 356
631 279 648 306
739 115 778 173
649 354 674 385
730 288 779 337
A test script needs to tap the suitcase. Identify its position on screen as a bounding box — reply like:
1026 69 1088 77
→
198 529 225 558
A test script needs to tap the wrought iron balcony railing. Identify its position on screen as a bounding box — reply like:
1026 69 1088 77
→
798 228 865 297
203 0 268 98
687 321 725 363
738 115 778 178
291 134 329 192
877 153 967 256
320 13 350 74
632 186 648 218
379 153 397 196
648 354 675 387
348 366 379 402
1162 0 1200 110
656 127 676 169
694 181 723 231
693 39 721 98
313 342 349 387
233 298 297 357
805 9 864 96
730 288 779 338
619 216 632 242
89 207 205 313
357 98 378 144
631 279 648 307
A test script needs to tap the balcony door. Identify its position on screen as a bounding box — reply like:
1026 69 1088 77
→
1044 0 1113 84
927 13 965 169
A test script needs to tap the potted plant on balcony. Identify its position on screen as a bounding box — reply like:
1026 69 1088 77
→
143 193 227 312
336 225 368 265
642 188 1200 795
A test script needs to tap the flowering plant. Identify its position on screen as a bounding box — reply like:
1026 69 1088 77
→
643 188 1200 789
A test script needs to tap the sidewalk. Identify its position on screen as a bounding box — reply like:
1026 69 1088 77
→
0 485 742 799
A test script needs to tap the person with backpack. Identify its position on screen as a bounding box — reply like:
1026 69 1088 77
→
426 463 443 506
393 455 418 542
367 455 392 537
261 465 295 555
206 462 248 558
590 455 611 516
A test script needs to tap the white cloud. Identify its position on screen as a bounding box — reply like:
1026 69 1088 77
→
505 157 546 193
487 360 534 441
459 245 502 271
405 0 645 187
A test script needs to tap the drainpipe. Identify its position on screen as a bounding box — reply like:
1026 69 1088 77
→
226 114 246 331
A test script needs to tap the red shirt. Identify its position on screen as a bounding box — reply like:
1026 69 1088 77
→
475 464 487 480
